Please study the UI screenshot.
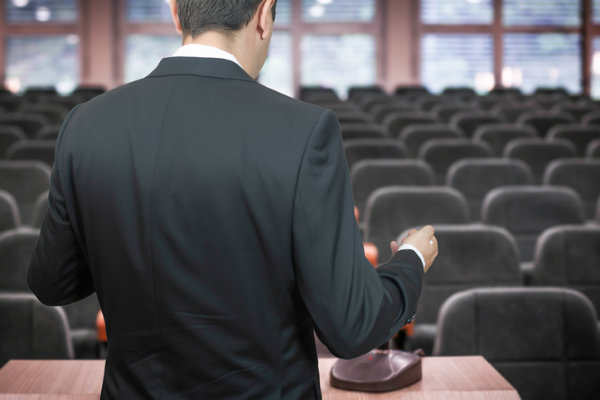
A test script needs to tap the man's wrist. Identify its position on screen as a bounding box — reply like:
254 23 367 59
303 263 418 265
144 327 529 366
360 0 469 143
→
397 244 426 270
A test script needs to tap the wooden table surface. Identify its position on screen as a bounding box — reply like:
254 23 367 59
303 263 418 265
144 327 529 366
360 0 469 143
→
0 356 519 399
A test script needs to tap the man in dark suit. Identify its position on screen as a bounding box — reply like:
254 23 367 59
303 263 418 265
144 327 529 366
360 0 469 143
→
28 0 438 398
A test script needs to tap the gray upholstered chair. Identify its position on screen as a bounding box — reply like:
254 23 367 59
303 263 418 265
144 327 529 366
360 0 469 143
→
433 287 600 400
418 139 493 184
404 225 522 355
491 104 539 123
351 160 435 216
343 139 407 170
481 186 585 263
0 126 26 158
6 140 56 167
62 295 102 359
547 125 600 156
449 111 505 138
0 161 51 225
588 139 600 158
399 124 463 157
473 123 537 157
447 158 534 221
504 138 577 183
364 187 469 261
517 111 575 137
0 190 20 232
382 111 439 138
532 226 600 322
543 159 600 219
0 228 40 292
0 114 49 139
0 292 73 367
340 123 388 141
30 191 49 229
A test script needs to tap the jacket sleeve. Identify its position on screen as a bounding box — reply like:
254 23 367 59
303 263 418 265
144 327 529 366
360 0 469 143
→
28 106 94 306
292 109 424 359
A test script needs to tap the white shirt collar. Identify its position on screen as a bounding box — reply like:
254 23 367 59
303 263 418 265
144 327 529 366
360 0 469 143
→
171 44 243 68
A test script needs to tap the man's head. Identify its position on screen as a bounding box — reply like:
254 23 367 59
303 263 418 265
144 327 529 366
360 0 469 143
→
169 0 277 79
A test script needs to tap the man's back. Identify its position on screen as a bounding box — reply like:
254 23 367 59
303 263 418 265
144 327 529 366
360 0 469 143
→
29 57 425 399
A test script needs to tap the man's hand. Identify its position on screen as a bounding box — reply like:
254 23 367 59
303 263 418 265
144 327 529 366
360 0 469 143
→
389 225 438 272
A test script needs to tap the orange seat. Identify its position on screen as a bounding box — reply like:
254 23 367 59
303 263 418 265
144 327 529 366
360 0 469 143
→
97 310 107 343
363 242 379 267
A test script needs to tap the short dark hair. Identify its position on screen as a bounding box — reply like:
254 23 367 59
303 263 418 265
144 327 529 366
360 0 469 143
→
177 0 277 38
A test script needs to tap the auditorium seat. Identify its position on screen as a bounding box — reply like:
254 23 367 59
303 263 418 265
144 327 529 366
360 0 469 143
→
340 123 387 140
517 111 575 136
348 86 385 102
18 103 69 125
62 295 102 359
473 124 537 157
418 139 493 184
333 110 372 124
442 87 476 100
0 95 24 113
383 111 439 138
0 228 40 292
588 139 600 158
350 160 435 216
343 139 407 170
431 103 477 123
434 287 600 400
35 124 61 141
447 159 534 221
543 159 600 219
364 187 469 260
553 104 596 121
405 225 522 355
449 111 505 138
30 191 48 229
481 186 585 264
399 124 463 157
504 138 577 183
312 101 358 114
547 124 600 156
370 103 416 123
73 85 106 101
532 226 600 321
394 85 429 99
491 104 539 123
6 140 55 167
0 114 49 139
583 112 600 126
24 87 58 102
44 95 84 110
355 93 393 111
0 126 26 158
414 95 444 112
0 190 20 232
0 161 51 225
0 293 73 367
299 87 339 103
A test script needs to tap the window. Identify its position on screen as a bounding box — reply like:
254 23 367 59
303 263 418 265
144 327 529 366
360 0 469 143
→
301 34 376 97
127 0 171 23
5 0 77 23
124 35 180 83
4 35 79 94
302 0 375 23
591 37 600 99
503 0 580 27
503 33 581 93
258 32 294 96
421 0 492 25
421 34 494 94
274 0 292 26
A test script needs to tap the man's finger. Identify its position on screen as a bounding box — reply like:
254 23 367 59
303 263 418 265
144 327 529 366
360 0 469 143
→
419 225 435 238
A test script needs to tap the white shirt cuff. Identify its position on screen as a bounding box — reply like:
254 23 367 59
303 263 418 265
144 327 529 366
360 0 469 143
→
398 244 426 270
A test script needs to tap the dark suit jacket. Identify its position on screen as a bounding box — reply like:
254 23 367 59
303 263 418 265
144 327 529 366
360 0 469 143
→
28 57 424 399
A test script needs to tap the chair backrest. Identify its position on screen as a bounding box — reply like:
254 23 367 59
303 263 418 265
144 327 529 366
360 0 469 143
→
0 126 26 158
334 110 372 124
533 226 600 317
351 160 435 215
553 104 596 121
517 111 575 136
547 124 600 156
504 138 578 183
418 139 493 184
0 190 20 232
371 103 417 123
30 190 48 229
61 294 101 331
0 114 49 139
442 87 476 100
449 112 505 138
482 186 586 261
447 159 533 221
382 111 439 138
343 139 407 170
473 123 537 157
18 103 69 125
0 161 51 225
583 112 600 126
347 86 385 101
408 225 521 325
491 104 539 123
431 103 478 123
543 159 600 219
0 227 40 291
35 124 61 140
364 187 469 261
6 140 55 167
340 123 388 141
0 292 73 366
299 87 339 102
433 287 600 400
588 139 600 158
0 95 26 113
399 124 463 157
394 85 429 98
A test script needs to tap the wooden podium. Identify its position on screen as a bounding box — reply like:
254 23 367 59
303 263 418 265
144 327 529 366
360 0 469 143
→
0 356 519 399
